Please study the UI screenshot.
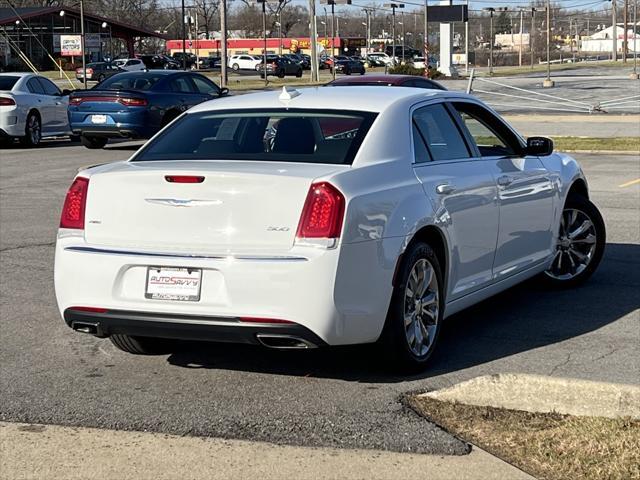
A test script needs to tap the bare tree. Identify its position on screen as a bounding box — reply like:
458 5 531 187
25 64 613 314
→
194 0 219 39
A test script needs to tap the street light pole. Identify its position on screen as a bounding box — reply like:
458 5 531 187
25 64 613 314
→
519 8 524 66
531 8 536 69
181 0 187 69
259 0 267 86
612 0 618 61
220 0 228 87
385 3 405 66
401 12 405 63
483 7 495 75
632 0 639 77
424 0 429 75
80 0 86 89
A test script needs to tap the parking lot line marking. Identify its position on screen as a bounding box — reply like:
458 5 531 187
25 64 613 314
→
618 178 640 188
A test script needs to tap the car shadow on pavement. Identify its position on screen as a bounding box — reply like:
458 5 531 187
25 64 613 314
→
166 242 640 382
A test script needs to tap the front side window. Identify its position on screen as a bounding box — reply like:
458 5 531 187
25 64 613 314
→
412 104 470 161
169 76 195 93
134 109 377 165
192 75 220 95
452 102 521 157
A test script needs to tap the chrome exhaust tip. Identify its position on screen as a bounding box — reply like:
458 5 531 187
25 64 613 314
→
256 334 318 350
71 321 99 335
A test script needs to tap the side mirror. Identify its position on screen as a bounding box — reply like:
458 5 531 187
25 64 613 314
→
61 89 73 96
219 87 229 97
526 136 554 156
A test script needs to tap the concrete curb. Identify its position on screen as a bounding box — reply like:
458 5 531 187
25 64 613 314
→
420 374 640 420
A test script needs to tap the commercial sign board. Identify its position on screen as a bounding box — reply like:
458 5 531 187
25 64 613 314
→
60 35 82 56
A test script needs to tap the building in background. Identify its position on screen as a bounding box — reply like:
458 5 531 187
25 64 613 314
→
581 24 639 53
0 6 165 70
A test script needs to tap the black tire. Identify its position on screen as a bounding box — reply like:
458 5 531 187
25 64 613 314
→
109 334 172 355
232 63 240 71
360 70 365 75
295 69 303 78
539 193 606 288
345 69 351 75
97 74 105 82
80 135 108 149
20 111 42 147
277 70 285 78
379 242 444 372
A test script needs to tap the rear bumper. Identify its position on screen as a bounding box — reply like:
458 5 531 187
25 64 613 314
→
64 308 327 347
69 109 156 139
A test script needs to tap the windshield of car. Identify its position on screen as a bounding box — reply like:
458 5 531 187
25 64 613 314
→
96 73 164 91
0 76 20 90
134 109 377 165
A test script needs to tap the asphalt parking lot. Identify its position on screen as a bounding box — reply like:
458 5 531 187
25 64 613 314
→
0 141 638 455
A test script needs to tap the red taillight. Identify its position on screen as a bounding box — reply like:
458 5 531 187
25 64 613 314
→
165 175 205 183
239 317 294 324
60 176 89 229
68 96 148 106
86 68 94 74
119 97 148 107
69 306 108 313
0 97 15 106
296 182 345 239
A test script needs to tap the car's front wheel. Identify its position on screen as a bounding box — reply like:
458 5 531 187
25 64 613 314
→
80 135 108 149
232 63 240 71
110 334 172 355
542 194 605 287
380 242 444 372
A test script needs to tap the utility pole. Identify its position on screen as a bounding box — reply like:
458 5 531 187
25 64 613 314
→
401 11 405 62
632 0 639 78
220 0 228 87
465 1 469 73
80 0 86 89
309 0 320 82
181 0 187 69
257 0 267 86
543 0 554 87
623 0 628 62
612 0 618 61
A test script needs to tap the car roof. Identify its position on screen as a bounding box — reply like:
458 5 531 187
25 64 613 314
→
330 74 419 85
0 72 36 78
190 85 461 114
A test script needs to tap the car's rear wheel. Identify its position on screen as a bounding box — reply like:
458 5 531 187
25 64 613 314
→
20 111 41 147
541 194 605 288
232 63 240 71
295 69 303 78
380 242 443 372
277 70 285 78
109 334 173 355
80 135 108 149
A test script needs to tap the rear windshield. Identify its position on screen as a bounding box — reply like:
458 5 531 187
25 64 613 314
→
96 73 164 91
0 76 19 91
134 109 377 165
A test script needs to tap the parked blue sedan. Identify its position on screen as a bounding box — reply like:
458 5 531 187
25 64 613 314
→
68 70 228 149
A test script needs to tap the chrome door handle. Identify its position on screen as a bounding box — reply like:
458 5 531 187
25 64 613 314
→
436 184 456 195
497 175 514 187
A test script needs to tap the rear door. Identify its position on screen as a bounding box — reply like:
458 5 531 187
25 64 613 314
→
26 77 56 132
37 77 67 131
411 101 500 301
450 101 554 281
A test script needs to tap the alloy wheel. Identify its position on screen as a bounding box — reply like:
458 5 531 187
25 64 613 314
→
27 115 41 145
545 208 597 281
403 258 439 357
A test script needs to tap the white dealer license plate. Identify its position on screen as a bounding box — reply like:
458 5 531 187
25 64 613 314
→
145 267 202 301
91 114 107 124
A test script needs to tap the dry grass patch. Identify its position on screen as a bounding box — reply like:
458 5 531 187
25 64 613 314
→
409 396 640 480
551 136 640 152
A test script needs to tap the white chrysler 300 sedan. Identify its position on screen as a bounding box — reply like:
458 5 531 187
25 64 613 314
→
54 86 605 370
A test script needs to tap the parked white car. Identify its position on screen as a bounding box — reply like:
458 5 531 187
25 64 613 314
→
112 58 146 71
367 52 393 66
227 54 262 71
54 86 605 370
0 73 73 147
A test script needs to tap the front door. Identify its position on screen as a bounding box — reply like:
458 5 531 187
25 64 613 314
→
450 101 555 281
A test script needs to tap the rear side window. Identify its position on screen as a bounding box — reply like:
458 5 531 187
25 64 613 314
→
0 76 20 91
97 73 163 91
412 104 470 161
27 78 45 94
37 77 61 96
134 109 377 165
